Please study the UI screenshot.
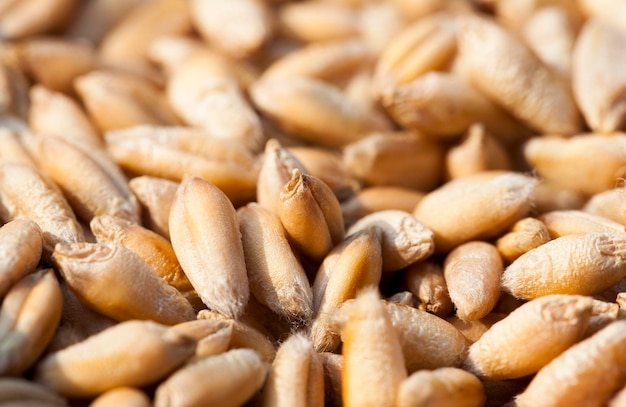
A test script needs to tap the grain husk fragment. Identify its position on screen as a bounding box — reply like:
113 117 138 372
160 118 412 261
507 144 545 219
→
197 310 276 364
289 145 360 201
257 139 307 215
128 175 179 239
34 320 196 398
404 261 453 317
347 210 434 272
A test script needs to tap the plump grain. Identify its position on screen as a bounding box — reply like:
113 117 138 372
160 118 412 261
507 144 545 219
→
341 289 407 407
515 320 626 407
310 227 383 352
238 203 313 323
90 388 151 407
414 172 536 253
169 176 249 318
190 0 273 59
341 186 425 227
397 367 485 407
90 215 200 309
0 269 62 375
278 169 345 262
496 217 551 263
573 19 626 133
539 210 624 238
0 377 67 405
34 320 196 398
443 241 503 321
251 76 391 148
502 233 626 299
257 138 307 215
524 133 626 196
53 242 195 324
343 130 445 191
383 300 469 372
0 218 42 299
458 14 581 135
462 295 593 380
0 162 84 258
37 135 141 223
154 348 267 407
262 334 324 407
